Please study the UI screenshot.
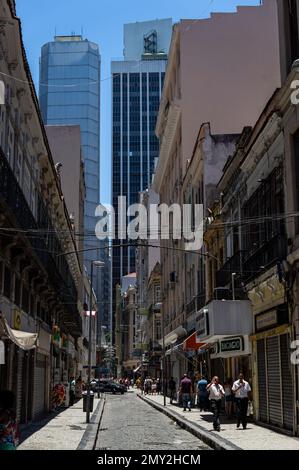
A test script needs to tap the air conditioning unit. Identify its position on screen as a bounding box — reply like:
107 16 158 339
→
213 287 231 300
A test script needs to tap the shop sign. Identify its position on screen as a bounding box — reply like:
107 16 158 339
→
255 310 277 332
219 337 243 353
13 309 21 330
0 340 5 364
196 308 209 338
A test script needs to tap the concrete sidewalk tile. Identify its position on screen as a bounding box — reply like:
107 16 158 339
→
18 397 103 450
137 393 299 451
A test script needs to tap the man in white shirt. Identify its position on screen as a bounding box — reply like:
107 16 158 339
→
232 373 251 429
207 376 225 431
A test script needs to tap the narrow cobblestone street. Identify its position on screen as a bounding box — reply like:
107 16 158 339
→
95 392 211 451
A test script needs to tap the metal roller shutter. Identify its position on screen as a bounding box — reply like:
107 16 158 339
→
16 349 24 423
266 336 282 427
280 334 294 430
33 353 46 419
257 339 267 422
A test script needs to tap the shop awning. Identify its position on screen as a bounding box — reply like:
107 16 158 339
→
183 331 205 351
159 326 187 348
0 315 38 350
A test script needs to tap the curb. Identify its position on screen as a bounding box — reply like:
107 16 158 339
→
77 397 106 450
137 394 241 451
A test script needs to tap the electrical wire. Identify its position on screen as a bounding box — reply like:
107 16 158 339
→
0 1 216 89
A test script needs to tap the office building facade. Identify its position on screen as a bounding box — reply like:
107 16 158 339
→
111 19 172 325
39 36 110 334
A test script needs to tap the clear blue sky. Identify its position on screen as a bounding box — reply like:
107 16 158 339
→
16 0 260 204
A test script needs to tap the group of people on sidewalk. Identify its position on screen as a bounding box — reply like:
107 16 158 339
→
136 376 162 395
176 373 252 432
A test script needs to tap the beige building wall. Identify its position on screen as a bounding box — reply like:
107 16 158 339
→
154 0 283 340
156 0 282 181
46 125 85 269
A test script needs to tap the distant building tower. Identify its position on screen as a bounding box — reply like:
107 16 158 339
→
40 36 110 334
111 19 172 339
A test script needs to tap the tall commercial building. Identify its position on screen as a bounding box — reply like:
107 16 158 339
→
111 19 172 327
39 36 110 336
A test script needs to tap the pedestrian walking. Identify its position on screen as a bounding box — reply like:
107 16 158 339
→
144 377 152 395
180 373 192 412
232 373 251 429
197 375 208 411
207 376 225 431
0 390 19 450
69 376 76 406
224 378 233 418
156 378 161 395
168 377 176 404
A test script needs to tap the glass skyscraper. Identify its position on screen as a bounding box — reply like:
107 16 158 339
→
39 36 110 332
111 20 172 333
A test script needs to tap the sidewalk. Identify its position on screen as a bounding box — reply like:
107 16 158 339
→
137 392 299 450
18 397 105 450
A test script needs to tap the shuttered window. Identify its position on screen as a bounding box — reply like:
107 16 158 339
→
257 333 294 431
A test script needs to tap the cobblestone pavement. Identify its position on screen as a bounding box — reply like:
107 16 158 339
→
141 393 299 450
95 390 211 451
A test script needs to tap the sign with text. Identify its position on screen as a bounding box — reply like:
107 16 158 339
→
219 337 243 353
255 310 277 332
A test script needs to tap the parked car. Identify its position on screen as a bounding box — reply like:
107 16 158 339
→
98 379 126 394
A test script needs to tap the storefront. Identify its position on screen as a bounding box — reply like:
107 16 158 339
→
0 314 38 423
251 304 295 433
210 335 252 383
196 300 253 383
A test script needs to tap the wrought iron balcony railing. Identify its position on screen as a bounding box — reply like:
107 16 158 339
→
243 234 287 283
216 250 247 288
0 148 81 333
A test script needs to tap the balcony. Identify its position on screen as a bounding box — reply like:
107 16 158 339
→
243 234 287 282
186 294 206 317
216 251 247 288
0 149 81 334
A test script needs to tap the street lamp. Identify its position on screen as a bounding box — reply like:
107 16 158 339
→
232 272 236 301
155 302 166 406
86 260 105 424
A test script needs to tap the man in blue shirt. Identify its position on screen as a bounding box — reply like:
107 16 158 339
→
197 375 208 411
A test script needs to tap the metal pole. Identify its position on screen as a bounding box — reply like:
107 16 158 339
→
161 308 166 407
232 273 236 301
86 262 94 423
